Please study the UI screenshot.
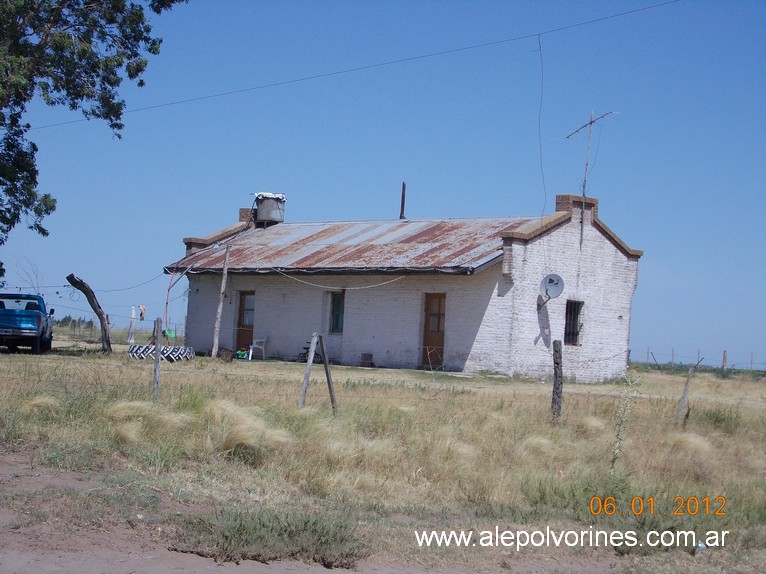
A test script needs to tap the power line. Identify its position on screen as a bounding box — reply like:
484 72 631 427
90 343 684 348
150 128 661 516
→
2 272 166 295
30 0 680 131
95 273 165 292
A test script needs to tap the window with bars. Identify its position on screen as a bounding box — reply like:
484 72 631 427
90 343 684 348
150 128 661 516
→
564 300 584 345
330 291 345 333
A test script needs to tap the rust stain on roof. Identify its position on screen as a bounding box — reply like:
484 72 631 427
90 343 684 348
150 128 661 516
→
167 218 534 275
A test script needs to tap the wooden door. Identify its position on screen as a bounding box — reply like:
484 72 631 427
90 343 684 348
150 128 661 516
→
422 293 446 369
236 291 255 350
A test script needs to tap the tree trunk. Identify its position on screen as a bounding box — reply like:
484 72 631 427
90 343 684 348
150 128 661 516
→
66 273 112 353
551 340 563 421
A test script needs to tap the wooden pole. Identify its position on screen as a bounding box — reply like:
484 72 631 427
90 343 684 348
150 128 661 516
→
127 305 136 344
676 358 703 423
153 317 162 401
211 245 230 358
722 350 728 370
299 333 319 408
318 334 337 415
551 340 563 421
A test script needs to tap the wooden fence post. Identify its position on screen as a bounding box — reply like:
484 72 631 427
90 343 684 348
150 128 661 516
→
676 358 703 423
299 333 320 408
650 352 664 374
551 340 563 421
299 333 337 415
318 334 337 415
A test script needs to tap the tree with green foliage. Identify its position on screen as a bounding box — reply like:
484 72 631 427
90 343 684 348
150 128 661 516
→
0 0 186 279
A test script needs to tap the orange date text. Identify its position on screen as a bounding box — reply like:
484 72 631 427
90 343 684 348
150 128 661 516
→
589 496 727 517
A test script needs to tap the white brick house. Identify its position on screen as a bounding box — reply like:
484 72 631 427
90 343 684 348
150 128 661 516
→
165 194 642 383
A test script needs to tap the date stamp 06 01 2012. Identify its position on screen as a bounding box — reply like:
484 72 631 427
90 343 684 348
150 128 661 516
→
589 496 727 517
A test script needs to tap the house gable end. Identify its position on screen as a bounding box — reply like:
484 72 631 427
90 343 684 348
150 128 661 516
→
501 195 642 260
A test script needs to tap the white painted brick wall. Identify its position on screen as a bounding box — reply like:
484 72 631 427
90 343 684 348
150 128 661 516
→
185 271 515 371
183 206 637 382
506 208 637 382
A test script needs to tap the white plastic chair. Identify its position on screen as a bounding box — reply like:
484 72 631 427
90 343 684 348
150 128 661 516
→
248 338 267 360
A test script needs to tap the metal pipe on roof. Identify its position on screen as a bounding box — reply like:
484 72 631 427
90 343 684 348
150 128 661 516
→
399 182 407 220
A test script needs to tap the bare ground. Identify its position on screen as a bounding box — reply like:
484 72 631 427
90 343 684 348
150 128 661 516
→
0 448 631 574
5 444 751 574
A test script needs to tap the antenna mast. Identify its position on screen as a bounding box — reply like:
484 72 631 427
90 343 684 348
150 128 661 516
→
566 111 614 246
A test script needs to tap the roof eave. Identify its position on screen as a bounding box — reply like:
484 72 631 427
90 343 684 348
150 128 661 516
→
501 212 571 242
171 265 493 276
593 217 643 259
500 210 642 259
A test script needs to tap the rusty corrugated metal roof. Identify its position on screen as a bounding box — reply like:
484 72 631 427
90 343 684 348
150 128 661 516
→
166 217 537 275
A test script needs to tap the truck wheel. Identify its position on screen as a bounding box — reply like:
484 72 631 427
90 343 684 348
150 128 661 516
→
7 345 19 354
31 336 42 354
42 337 52 352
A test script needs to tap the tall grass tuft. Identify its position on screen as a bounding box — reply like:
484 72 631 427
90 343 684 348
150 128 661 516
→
107 401 194 445
174 508 368 567
695 404 742 434
20 395 62 420
203 399 293 466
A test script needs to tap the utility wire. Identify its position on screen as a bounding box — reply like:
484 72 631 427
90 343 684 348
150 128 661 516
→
3 272 166 294
95 273 165 292
30 0 680 131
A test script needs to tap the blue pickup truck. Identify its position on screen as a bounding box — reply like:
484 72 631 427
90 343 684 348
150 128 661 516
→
0 293 55 354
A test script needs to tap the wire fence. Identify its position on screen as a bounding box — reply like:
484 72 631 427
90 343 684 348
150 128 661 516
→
633 346 765 373
55 322 186 346
0 351 633 410
49 320 766 376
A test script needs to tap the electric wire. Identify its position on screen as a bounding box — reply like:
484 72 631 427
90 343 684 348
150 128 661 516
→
30 0 681 132
95 273 165 292
268 269 406 290
535 32 551 276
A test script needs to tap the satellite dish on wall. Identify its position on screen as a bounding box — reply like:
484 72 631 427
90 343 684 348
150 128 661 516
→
540 274 564 299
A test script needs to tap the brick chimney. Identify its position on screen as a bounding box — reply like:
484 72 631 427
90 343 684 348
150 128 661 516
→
555 194 598 218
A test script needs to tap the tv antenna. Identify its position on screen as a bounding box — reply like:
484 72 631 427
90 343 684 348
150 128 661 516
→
566 111 614 246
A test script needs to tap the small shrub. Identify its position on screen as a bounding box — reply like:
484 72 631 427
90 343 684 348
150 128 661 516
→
696 405 741 434
0 410 23 444
174 508 368 567
135 442 185 476
34 441 107 472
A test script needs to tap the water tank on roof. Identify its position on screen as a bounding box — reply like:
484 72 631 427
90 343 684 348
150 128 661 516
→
255 193 286 225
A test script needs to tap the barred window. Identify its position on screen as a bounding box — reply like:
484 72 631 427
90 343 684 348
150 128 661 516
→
564 300 584 345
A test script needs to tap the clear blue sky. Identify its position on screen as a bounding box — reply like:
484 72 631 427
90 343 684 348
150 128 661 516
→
2 0 764 369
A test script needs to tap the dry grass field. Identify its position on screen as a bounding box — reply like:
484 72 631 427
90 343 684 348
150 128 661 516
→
0 339 764 573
